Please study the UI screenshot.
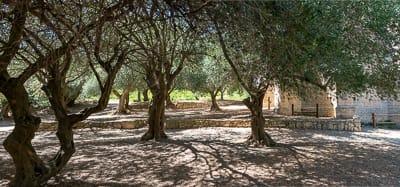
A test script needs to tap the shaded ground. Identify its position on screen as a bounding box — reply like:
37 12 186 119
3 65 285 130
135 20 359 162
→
1 127 400 186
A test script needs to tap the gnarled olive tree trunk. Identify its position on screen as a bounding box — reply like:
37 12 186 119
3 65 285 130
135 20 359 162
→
209 90 221 111
37 120 75 184
2 84 45 187
243 92 276 147
141 86 168 141
113 88 132 114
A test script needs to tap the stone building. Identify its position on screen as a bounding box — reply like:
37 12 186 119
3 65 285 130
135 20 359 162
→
263 86 336 118
336 90 400 124
264 86 400 125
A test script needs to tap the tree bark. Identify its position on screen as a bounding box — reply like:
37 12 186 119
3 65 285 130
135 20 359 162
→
125 90 130 110
143 89 149 102
37 120 75 184
220 88 225 101
141 88 167 141
2 84 44 187
243 93 276 147
113 88 131 114
209 90 221 111
137 90 141 101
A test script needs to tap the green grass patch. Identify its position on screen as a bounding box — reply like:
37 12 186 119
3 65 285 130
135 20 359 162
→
83 89 247 103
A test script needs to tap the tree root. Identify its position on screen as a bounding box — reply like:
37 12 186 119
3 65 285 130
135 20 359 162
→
140 132 154 141
209 106 222 112
112 110 130 115
246 133 276 147
140 131 168 141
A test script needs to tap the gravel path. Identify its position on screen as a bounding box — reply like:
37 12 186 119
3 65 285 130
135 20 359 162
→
1 127 399 186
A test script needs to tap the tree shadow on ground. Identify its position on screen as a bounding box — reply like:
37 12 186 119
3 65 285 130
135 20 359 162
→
1 127 400 186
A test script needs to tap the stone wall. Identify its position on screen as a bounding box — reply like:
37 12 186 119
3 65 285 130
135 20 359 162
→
337 91 400 124
38 118 361 132
265 118 361 131
277 92 302 116
277 89 335 118
388 102 400 124
302 89 336 117
263 87 276 110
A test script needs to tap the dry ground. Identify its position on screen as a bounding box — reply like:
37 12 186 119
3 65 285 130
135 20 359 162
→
1 126 400 186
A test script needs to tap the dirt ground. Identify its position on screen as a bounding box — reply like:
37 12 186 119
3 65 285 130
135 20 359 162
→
0 101 400 186
1 127 400 186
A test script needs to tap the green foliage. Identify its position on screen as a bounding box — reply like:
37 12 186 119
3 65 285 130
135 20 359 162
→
303 1 400 96
169 89 246 101
23 77 49 107
177 41 235 96
0 93 5 108
81 76 101 98
170 90 197 101
212 1 400 98
107 89 246 102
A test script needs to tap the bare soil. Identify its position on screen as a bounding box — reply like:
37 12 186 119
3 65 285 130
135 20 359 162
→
1 101 400 186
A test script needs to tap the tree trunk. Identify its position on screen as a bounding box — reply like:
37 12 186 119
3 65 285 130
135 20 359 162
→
125 91 130 110
137 90 141 101
113 88 131 114
38 120 75 184
117 89 128 114
141 88 167 141
220 89 225 101
243 93 276 147
210 91 221 111
143 89 149 102
2 85 45 187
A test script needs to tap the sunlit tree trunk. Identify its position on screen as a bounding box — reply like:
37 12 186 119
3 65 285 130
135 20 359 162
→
243 92 276 147
113 88 131 114
209 90 221 111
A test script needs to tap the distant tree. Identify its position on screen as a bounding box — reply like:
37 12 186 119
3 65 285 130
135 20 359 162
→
119 1 200 141
182 43 233 111
112 63 146 114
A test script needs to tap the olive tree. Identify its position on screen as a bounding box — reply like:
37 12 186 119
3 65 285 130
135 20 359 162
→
118 1 200 141
112 64 147 114
0 1 130 185
211 1 400 146
181 44 233 111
